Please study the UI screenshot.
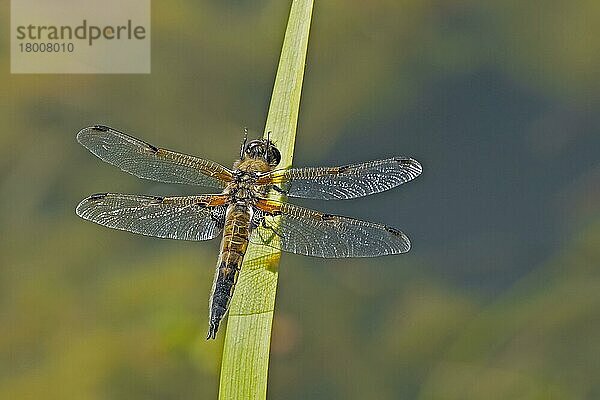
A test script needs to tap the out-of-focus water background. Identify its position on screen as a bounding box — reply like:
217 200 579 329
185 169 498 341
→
1 1 599 399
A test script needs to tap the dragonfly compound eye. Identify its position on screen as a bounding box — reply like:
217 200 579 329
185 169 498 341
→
244 140 265 158
266 144 281 167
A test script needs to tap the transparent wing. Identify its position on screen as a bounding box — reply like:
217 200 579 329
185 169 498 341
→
257 157 422 200
76 193 228 241
251 199 411 258
77 125 234 188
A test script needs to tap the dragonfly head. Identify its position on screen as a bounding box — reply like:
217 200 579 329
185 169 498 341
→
243 138 281 167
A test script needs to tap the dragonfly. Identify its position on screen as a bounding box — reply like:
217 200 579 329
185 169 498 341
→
76 125 422 339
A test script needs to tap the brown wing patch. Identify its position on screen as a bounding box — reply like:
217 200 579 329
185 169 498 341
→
161 194 228 207
198 194 228 207
254 198 283 215
255 167 345 185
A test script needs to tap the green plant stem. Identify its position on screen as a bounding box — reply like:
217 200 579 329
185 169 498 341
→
218 0 314 399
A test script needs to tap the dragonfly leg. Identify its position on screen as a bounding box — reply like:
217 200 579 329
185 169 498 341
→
240 127 248 158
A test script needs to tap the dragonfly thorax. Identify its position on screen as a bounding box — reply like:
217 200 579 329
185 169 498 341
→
223 175 266 203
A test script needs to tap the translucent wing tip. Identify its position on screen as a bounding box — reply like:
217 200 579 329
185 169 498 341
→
395 157 423 179
384 225 412 254
77 125 105 154
75 193 107 219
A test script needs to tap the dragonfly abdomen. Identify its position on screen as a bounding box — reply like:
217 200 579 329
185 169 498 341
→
207 203 252 339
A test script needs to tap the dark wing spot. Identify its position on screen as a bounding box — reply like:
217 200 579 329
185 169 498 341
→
210 207 226 229
89 193 108 200
150 196 164 203
337 165 350 173
147 143 159 153
92 125 110 132
321 214 335 221
385 226 403 236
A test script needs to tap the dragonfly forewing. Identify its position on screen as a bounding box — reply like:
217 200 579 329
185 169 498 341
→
77 125 234 188
257 157 422 200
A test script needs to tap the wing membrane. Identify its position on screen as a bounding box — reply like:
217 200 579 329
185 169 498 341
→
76 193 227 241
258 157 421 200
252 200 411 258
77 125 234 188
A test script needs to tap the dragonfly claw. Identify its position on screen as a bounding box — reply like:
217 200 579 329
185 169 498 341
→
207 320 220 340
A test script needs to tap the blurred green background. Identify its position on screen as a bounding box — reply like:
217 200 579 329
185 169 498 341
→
1 1 599 399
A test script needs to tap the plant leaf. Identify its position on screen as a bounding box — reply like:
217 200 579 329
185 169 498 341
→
218 0 314 399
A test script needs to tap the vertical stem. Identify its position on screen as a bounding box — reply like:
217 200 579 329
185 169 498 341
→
218 1 314 399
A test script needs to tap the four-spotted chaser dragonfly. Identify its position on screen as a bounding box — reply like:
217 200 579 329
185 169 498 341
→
76 125 422 339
